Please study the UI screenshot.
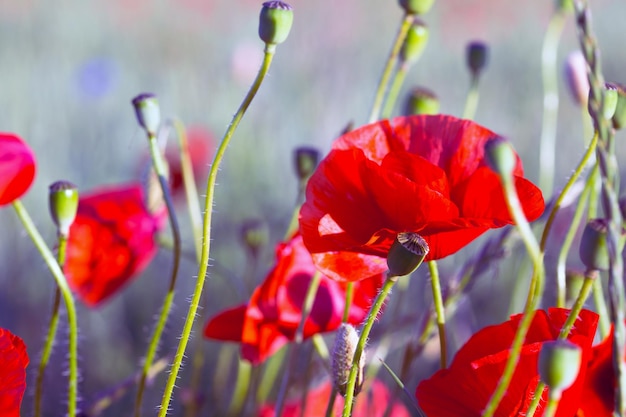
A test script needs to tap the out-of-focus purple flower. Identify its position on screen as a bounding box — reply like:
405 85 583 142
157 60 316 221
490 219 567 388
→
74 58 118 100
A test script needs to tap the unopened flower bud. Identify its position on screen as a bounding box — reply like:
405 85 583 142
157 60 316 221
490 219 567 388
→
466 41 489 80
294 147 319 182
49 181 78 238
400 20 429 65
241 219 269 259
601 83 618 120
538 340 582 395
398 0 435 15
612 84 626 130
556 0 574 13
564 51 589 107
579 218 626 271
484 137 517 178
387 232 429 278
132 93 161 137
332 323 364 397
258 1 293 46
403 87 439 115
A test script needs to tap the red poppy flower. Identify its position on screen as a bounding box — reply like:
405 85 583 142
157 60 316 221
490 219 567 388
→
64 183 166 306
577 327 619 417
258 378 411 417
415 308 599 417
299 115 545 282
0 328 29 417
0 133 36 206
204 234 384 365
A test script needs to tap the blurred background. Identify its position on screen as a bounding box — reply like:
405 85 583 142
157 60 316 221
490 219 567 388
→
1 0 625 415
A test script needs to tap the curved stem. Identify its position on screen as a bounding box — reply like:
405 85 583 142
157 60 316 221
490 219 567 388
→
462 76 480 120
482 175 544 417
538 12 566 197
134 135 182 417
428 261 447 368
12 201 78 417
368 13 414 123
381 63 409 119
158 47 276 416
34 235 68 417
227 360 252 416
342 273 403 417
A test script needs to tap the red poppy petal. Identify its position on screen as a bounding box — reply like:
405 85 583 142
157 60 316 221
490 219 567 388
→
0 329 29 417
203 305 247 342
0 133 36 206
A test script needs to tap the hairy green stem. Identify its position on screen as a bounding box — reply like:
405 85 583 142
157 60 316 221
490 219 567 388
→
462 76 480 120
368 13 414 123
428 261 447 368
381 63 409 119
13 201 78 417
158 46 276 416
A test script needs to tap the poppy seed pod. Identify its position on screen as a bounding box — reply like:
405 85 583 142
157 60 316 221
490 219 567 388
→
258 1 293 46
49 181 79 238
466 41 489 79
579 218 626 272
294 147 320 182
484 137 517 178
387 232 429 277
332 323 364 397
403 87 439 115
398 0 435 15
400 20 429 65
240 218 269 259
538 340 582 394
131 93 161 137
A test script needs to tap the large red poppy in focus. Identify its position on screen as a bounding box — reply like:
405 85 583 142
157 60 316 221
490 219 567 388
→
299 115 545 282
0 133 36 206
64 183 166 306
258 379 411 417
0 328 29 417
416 309 599 417
204 234 384 365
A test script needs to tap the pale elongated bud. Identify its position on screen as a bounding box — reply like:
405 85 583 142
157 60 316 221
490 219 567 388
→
332 323 365 397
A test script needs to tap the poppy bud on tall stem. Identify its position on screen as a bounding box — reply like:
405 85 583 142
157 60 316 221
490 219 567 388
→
387 232 429 278
332 323 364 397
258 1 293 47
49 181 78 239
132 93 161 137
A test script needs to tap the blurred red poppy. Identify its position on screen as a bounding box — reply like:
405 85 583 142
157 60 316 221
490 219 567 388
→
64 183 166 306
416 308 599 417
577 327 619 417
299 115 545 282
0 328 29 417
0 133 36 206
203 234 384 365
258 378 411 417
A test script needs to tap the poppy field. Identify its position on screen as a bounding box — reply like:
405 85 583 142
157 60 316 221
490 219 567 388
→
2 0 626 416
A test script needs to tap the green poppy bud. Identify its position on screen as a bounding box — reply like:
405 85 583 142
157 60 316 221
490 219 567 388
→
49 181 79 238
579 219 626 272
332 323 364 397
398 0 435 15
387 232 429 278
241 218 269 259
400 20 429 65
601 83 618 120
466 41 489 79
556 0 574 13
258 1 293 46
538 340 582 394
294 147 320 182
131 93 161 137
403 87 440 115
484 137 517 178
612 83 626 130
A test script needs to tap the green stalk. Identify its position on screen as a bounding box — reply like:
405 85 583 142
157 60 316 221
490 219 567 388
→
158 45 276 416
12 201 78 417
462 76 480 120
368 13 414 123
34 236 68 417
428 260 447 368
538 11 567 197
227 360 252 416
381 63 409 119
342 282 354 323
482 174 545 417
134 134 182 417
